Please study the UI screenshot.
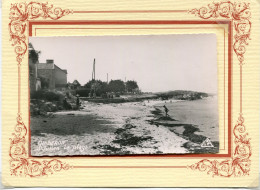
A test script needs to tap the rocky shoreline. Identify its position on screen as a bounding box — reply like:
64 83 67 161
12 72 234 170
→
147 107 219 154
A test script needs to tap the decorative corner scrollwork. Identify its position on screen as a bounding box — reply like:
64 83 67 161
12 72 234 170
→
9 2 72 177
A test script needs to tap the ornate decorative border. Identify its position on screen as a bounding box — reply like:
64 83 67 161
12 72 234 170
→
189 1 251 65
8 1 252 178
9 2 73 65
9 2 73 177
189 1 251 177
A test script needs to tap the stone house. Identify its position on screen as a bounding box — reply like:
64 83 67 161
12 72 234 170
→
37 59 67 90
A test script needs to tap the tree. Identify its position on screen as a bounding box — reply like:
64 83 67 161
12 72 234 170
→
126 80 139 92
98 81 109 95
84 80 109 97
91 81 101 94
29 43 41 63
84 80 96 89
108 80 125 93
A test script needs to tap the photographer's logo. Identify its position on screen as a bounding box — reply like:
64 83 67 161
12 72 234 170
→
201 138 214 148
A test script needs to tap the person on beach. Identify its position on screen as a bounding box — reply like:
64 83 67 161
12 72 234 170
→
163 105 169 117
76 94 80 108
63 97 70 110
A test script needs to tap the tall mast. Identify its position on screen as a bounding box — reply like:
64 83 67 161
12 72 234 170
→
93 58 95 80
92 58 96 98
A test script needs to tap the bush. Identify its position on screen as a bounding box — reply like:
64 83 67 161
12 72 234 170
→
76 88 91 97
31 90 64 101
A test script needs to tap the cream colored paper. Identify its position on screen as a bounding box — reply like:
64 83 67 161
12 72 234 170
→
1 0 259 187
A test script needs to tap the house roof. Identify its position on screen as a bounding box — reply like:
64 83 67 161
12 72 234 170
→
73 80 80 85
38 63 54 69
54 64 67 74
37 63 67 74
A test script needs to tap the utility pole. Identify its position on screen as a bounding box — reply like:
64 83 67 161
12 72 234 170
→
107 73 108 84
93 58 95 80
92 58 96 98
125 77 127 93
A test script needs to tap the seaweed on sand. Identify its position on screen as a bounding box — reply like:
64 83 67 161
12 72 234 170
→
93 145 131 155
113 123 153 146
94 122 154 154
155 116 176 121
113 135 153 146
92 122 155 155
114 124 136 135
150 108 162 116
93 145 121 151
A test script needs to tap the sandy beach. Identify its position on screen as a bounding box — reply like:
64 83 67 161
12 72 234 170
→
31 97 218 156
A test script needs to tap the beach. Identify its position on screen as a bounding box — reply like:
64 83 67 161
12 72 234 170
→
31 96 218 156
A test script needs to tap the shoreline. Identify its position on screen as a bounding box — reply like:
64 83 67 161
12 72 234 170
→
146 105 219 154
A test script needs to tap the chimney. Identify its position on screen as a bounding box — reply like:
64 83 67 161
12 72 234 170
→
46 59 54 64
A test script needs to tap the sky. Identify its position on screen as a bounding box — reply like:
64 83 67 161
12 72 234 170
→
29 34 217 93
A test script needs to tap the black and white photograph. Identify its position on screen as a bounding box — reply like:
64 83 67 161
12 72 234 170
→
29 34 219 156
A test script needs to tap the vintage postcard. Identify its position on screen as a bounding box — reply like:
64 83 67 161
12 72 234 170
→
1 0 259 187
29 34 218 156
